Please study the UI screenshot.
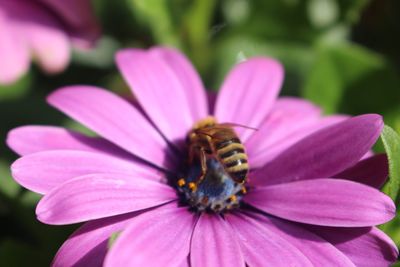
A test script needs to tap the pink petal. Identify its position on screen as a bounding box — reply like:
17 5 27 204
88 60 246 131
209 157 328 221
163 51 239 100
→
37 0 100 47
116 49 195 145
308 226 398 267
207 90 217 114
214 58 284 142
47 86 176 170
150 46 208 121
249 115 348 168
104 203 195 267
246 178 395 227
246 97 321 167
237 213 355 266
247 97 321 148
333 154 388 188
36 173 176 224
178 258 190 267
191 214 245 267
227 213 313 267
0 10 29 84
24 21 70 74
52 212 139 267
12 150 158 194
2 0 70 73
7 126 131 159
252 114 383 186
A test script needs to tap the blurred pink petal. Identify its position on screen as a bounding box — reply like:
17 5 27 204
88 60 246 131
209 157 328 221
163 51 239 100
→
0 10 29 84
0 0 99 84
25 23 70 73
37 0 100 47
191 214 245 267
5 0 71 73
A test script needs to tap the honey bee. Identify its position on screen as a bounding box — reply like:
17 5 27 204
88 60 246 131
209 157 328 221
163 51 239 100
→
184 116 250 191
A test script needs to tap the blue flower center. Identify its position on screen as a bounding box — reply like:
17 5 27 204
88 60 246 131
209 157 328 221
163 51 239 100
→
177 158 247 213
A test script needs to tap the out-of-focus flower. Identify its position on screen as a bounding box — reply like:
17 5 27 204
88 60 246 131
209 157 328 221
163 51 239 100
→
7 47 398 266
0 0 100 84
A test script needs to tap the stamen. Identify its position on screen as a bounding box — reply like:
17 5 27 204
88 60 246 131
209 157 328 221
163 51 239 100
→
177 158 247 213
177 178 186 187
188 182 197 192
229 195 237 203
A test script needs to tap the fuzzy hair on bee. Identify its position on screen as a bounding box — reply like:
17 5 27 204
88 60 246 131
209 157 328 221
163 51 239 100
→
177 116 256 212
187 116 250 187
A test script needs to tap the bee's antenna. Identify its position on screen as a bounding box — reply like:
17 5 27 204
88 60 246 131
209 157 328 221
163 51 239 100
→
218 123 258 131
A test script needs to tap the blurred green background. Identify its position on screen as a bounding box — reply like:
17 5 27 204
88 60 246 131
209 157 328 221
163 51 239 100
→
1 0 400 265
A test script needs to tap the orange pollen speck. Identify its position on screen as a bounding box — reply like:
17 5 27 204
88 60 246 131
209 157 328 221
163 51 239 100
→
177 178 186 187
188 182 197 192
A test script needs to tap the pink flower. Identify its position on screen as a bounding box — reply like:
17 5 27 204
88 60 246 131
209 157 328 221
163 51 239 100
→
8 47 398 266
0 0 100 84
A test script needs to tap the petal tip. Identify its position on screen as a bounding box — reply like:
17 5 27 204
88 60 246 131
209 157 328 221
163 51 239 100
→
10 160 20 181
6 127 21 154
245 57 284 75
46 85 100 106
360 113 384 128
46 86 69 105
115 48 143 65
35 198 59 225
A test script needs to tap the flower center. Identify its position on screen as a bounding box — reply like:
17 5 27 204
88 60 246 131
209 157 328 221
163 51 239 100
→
176 117 248 213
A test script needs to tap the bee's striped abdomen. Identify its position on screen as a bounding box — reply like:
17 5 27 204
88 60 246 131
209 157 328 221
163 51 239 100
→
216 137 248 183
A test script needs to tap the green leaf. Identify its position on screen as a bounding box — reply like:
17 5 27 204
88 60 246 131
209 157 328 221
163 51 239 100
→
307 0 339 28
71 36 120 68
127 0 181 47
63 119 97 137
0 239 44 266
0 73 31 101
0 160 20 199
108 231 121 249
182 0 217 74
381 125 400 201
336 0 371 24
19 191 41 207
214 36 314 95
302 42 400 126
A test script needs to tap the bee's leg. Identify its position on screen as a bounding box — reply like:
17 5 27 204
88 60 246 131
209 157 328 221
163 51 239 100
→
189 148 207 192
199 148 207 181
